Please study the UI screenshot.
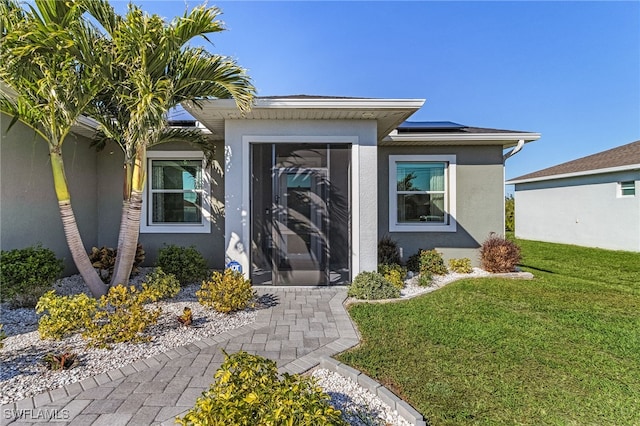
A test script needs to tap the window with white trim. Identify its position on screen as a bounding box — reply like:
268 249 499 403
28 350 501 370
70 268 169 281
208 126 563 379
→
389 155 456 232
141 151 211 233
619 181 636 197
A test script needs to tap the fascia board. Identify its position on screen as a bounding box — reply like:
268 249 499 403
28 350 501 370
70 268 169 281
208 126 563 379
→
383 132 541 145
186 98 425 111
507 164 640 185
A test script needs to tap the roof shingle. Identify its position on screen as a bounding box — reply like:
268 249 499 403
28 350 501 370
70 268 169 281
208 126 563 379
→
510 140 640 182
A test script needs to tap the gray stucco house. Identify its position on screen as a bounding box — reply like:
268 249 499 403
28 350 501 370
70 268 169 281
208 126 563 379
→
507 140 640 252
1 96 540 284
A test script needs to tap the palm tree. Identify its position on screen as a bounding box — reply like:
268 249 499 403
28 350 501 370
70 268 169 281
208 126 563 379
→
84 1 255 286
0 0 108 297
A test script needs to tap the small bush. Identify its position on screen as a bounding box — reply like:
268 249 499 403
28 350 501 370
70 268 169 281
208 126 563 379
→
348 271 400 300
378 236 401 265
378 263 407 290
420 249 448 276
197 269 256 313
448 258 473 274
43 351 77 370
0 324 6 349
0 245 64 307
84 284 162 348
88 243 145 283
480 233 522 273
157 245 209 285
176 351 347 426
36 291 98 340
406 250 423 273
505 195 515 232
143 267 180 301
418 271 433 287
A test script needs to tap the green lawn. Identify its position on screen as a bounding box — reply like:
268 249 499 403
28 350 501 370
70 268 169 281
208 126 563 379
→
337 239 640 425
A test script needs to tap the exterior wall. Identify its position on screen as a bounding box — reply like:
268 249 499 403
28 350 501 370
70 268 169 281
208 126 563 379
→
514 171 640 251
378 144 505 266
224 119 378 277
1 116 99 274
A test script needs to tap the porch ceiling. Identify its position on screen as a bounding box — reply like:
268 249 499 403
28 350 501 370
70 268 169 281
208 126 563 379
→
182 97 425 141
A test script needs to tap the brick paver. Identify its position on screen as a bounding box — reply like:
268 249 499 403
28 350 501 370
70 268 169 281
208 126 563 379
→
1 287 359 425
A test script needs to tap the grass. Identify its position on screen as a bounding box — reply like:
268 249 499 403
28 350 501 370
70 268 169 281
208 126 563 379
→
337 239 640 425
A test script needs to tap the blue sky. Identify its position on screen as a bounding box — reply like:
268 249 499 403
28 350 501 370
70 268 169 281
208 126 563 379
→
114 1 640 188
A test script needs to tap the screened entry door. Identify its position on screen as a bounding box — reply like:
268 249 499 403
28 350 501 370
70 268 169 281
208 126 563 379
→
272 168 328 285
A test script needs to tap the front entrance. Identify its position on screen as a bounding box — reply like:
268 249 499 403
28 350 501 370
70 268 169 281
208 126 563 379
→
251 144 351 285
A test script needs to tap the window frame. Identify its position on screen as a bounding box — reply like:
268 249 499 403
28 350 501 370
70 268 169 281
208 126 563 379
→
389 155 457 233
140 151 211 234
618 180 636 197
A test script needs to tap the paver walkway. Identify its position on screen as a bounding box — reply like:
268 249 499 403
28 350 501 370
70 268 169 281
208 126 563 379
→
1 287 359 425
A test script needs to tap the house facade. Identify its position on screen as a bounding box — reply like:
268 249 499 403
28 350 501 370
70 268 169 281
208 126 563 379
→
1 96 540 284
507 140 640 252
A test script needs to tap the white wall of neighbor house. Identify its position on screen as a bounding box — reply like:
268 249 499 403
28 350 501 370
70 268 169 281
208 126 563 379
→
514 171 640 252
224 119 378 277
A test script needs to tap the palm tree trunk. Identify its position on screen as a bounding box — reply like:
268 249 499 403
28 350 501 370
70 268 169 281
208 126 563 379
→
50 148 107 298
110 149 145 287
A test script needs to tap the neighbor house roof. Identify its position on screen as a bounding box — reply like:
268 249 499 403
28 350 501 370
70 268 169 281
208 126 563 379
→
507 140 640 184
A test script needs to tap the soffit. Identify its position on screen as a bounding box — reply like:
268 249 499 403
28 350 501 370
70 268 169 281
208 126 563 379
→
183 98 425 141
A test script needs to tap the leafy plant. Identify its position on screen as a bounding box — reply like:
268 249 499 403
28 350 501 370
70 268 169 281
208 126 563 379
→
378 263 407 290
36 291 98 340
406 250 423 273
420 249 448 276
0 245 64 307
143 267 180 301
348 271 400 300
177 307 193 326
88 244 145 284
448 258 473 274
505 195 515 232
378 236 402 265
43 351 77 370
197 269 256 313
84 284 161 348
480 233 522 273
157 245 209 285
176 350 347 426
418 271 433 287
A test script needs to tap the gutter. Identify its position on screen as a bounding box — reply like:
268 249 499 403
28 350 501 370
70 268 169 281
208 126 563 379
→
503 139 525 162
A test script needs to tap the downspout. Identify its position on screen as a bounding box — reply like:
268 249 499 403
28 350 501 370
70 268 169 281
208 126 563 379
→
503 139 525 162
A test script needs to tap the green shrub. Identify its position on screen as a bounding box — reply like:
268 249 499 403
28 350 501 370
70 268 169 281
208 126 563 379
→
505 195 515 232
88 243 145 284
0 245 64 307
378 263 407 290
378 236 401 265
480 233 522 273
418 271 433 287
36 284 163 348
197 269 256 313
348 271 400 300
448 258 473 274
176 351 347 426
406 250 423 273
84 284 161 348
143 267 180 301
43 351 77 370
36 291 98 340
419 249 448 276
156 245 209 285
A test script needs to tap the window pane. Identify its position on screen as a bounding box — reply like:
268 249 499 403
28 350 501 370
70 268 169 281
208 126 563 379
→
152 160 202 190
621 181 636 196
397 162 444 191
152 193 202 223
397 193 445 223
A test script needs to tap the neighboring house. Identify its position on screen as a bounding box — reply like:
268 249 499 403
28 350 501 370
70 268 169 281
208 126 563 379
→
1 96 540 284
507 140 640 252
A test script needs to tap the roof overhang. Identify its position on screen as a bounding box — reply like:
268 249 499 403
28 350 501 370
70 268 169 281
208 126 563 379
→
507 163 640 185
182 97 425 141
382 131 541 148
